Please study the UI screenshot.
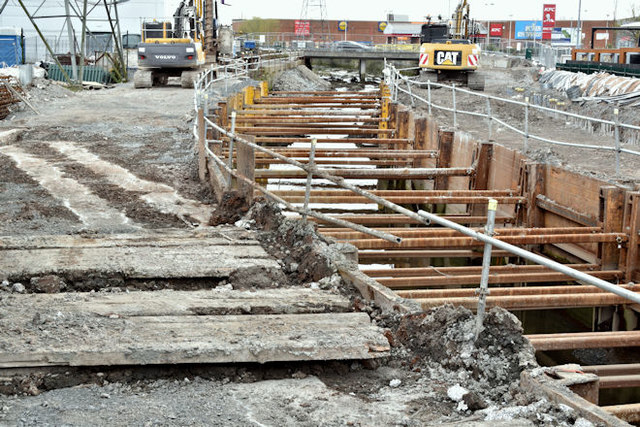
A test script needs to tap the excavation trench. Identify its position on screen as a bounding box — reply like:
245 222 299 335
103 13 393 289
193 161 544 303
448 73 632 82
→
0 64 636 425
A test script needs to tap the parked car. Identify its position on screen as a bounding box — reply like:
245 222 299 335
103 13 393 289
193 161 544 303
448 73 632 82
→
332 41 371 51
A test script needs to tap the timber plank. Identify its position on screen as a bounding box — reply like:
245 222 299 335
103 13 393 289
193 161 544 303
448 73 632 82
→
0 227 256 250
0 245 277 279
0 313 390 368
0 288 351 317
0 230 279 280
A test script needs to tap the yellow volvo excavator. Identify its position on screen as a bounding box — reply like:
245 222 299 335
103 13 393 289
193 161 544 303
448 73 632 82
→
418 0 485 90
135 0 212 88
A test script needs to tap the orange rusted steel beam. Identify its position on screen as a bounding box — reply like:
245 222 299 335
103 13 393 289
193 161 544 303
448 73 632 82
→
266 94 380 98
395 283 636 298
243 103 379 109
254 167 472 180
236 123 380 130
358 249 512 259
262 149 437 159
597 375 640 389
366 263 598 278
235 117 384 123
292 196 525 205
323 227 601 239
349 233 625 249
309 214 515 226
235 110 379 116
415 292 639 311
256 97 379 102
270 90 379 95
525 331 640 351
254 159 409 167
378 270 623 289
602 403 640 423
324 226 599 235
244 137 409 144
286 196 523 205
235 127 393 135
235 150 436 159
272 189 516 197
582 363 640 376
256 99 380 105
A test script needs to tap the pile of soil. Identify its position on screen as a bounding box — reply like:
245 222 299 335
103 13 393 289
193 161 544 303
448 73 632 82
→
271 65 331 91
392 305 537 402
244 198 342 285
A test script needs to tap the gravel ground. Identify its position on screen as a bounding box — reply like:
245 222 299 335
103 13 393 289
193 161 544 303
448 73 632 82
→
0 79 215 235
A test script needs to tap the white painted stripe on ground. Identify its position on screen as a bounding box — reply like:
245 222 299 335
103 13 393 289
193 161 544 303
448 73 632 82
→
0 145 138 230
48 141 212 224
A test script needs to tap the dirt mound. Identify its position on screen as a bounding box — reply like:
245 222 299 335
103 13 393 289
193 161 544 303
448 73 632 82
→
209 190 250 225
394 305 537 401
272 65 331 92
246 198 337 284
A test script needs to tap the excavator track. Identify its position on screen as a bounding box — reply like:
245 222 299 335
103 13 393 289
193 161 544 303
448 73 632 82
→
180 71 199 89
134 70 153 89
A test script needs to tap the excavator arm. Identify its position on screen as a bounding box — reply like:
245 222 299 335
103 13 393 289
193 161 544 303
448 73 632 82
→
453 0 470 40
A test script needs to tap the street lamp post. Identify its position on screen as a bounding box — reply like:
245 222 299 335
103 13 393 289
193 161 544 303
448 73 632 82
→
577 0 582 48
509 14 513 48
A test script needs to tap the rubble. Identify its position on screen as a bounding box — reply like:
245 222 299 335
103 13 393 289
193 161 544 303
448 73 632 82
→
271 65 331 91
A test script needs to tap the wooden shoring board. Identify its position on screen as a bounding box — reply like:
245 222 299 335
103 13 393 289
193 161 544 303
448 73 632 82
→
0 312 390 368
0 230 280 280
0 288 352 318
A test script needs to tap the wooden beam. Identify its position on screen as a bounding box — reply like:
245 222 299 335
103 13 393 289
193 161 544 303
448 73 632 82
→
598 186 626 270
624 192 640 282
0 312 390 368
235 134 255 203
434 129 454 191
537 194 598 227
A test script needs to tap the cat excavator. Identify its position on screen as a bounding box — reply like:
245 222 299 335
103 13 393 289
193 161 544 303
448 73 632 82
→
135 0 217 88
418 0 485 90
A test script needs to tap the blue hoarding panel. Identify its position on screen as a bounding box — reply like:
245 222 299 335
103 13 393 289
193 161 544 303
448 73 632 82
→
515 21 542 40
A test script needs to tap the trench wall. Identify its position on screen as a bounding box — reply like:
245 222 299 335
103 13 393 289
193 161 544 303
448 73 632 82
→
389 102 639 282
196 84 640 285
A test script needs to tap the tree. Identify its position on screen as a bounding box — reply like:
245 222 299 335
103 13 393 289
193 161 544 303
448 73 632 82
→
619 4 640 47
236 17 279 35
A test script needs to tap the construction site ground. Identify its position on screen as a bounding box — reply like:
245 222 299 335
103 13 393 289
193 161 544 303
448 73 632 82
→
0 73 614 426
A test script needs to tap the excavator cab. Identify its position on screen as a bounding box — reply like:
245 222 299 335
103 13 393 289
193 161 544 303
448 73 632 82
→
135 0 206 88
418 1 485 91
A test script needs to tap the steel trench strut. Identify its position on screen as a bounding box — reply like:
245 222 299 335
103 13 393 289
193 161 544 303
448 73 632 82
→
415 209 640 305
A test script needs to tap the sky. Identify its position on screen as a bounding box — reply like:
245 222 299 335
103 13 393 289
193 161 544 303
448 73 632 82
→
212 0 637 23
1 0 638 35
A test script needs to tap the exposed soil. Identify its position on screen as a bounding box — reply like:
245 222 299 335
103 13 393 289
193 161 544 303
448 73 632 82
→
1 79 215 234
272 65 332 92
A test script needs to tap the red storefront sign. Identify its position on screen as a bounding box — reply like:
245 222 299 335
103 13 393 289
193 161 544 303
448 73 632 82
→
295 20 310 36
542 4 556 40
490 23 503 37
